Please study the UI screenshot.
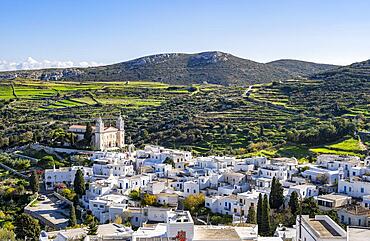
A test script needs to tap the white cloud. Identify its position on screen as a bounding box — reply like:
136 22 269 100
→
0 57 104 71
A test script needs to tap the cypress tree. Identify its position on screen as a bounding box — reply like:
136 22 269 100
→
69 205 77 227
30 170 39 194
275 179 284 209
261 194 271 236
74 169 85 197
270 177 284 209
88 216 98 235
247 206 256 224
70 133 75 146
257 193 263 231
269 177 276 208
84 122 93 144
289 191 300 216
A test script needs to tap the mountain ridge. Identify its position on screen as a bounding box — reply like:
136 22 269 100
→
267 59 338 76
0 51 341 85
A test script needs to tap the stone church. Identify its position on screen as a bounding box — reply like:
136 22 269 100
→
68 115 125 150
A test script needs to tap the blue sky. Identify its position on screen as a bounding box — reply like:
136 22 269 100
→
1 0 370 70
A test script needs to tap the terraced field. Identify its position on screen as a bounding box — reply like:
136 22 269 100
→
1 80 182 110
0 78 368 157
0 83 14 99
310 138 367 158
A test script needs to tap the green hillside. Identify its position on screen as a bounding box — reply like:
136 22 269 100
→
0 77 368 157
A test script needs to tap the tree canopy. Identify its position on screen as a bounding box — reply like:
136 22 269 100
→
184 194 205 214
69 205 77 227
73 169 85 197
289 191 300 216
29 170 39 194
247 206 256 224
14 213 41 240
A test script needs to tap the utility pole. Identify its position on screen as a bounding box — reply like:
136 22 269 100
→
299 196 302 241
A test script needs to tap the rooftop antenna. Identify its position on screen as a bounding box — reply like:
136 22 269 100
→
166 170 169 187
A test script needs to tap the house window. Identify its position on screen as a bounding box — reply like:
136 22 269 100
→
187 189 190 193
361 188 364 193
359 219 362 226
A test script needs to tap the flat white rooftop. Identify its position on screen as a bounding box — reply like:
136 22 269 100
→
347 227 370 241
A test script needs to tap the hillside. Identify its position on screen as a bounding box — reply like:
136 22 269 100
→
1 55 369 157
250 59 370 121
267 59 338 76
311 59 370 81
0 52 331 86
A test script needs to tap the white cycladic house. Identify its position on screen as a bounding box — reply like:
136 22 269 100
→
205 195 239 216
82 177 118 207
183 181 200 197
156 192 179 207
258 164 288 181
296 215 347 241
338 177 370 198
44 166 92 190
153 163 173 178
301 166 341 185
143 181 166 195
132 210 194 241
316 154 361 178
117 174 153 194
287 184 319 199
362 195 370 209
136 145 192 166
205 190 261 218
89 194 128 224
316 193 352 211
244 156 270 168
92 159 134 177
337 205 370 227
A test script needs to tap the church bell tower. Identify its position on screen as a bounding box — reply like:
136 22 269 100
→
95 117 104 150
116 114 125 148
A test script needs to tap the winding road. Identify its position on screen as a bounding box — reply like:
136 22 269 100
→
243 85 253 97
